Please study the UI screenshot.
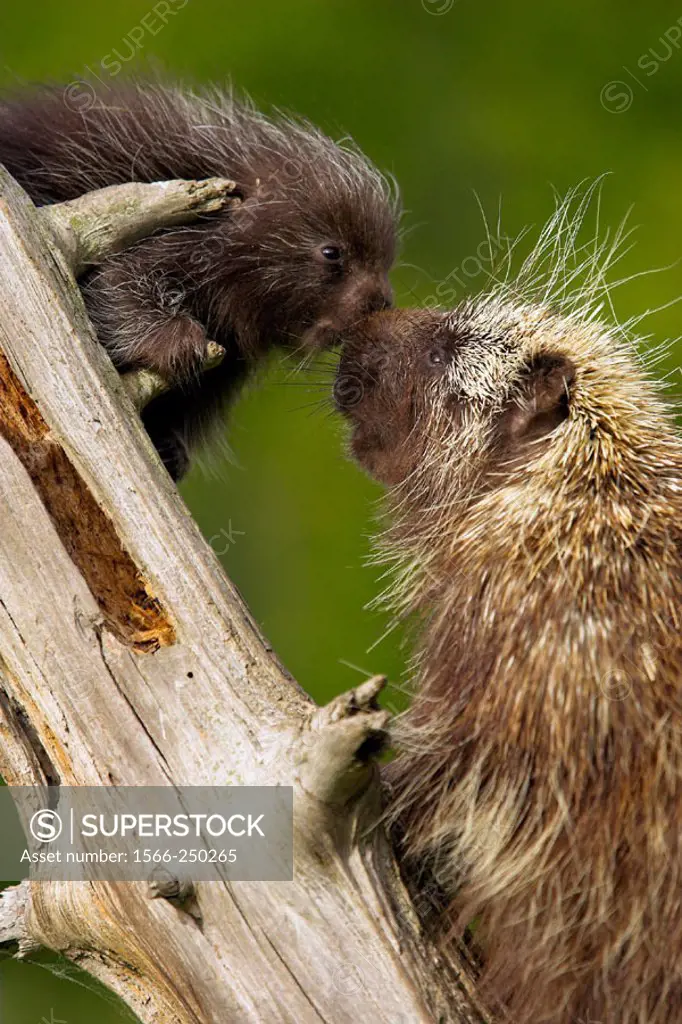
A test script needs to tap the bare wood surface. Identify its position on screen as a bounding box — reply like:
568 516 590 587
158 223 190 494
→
0 165 489 1024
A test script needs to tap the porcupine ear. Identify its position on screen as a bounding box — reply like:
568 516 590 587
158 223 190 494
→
504 353 576 443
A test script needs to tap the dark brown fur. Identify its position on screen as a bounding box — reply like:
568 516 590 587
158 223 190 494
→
336 296 682 1023
0 80 398 477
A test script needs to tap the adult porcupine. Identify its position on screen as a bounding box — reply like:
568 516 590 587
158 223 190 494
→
335 195 682 1023
0 80 398 478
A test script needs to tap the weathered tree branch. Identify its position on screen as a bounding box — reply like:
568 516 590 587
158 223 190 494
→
0 165 490 1023
42 175 241 275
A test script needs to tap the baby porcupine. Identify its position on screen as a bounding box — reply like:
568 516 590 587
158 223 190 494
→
335 196 682 1023
0 80 398 478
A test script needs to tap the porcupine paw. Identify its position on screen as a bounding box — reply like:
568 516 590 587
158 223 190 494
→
139 314 209 383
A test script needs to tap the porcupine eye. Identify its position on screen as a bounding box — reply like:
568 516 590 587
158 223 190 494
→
426 347 448 373
321 245 343 261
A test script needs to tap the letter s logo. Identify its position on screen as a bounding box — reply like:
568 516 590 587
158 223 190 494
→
29 809 63 843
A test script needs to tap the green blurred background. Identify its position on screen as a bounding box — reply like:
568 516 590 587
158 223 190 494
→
1 0 682 1019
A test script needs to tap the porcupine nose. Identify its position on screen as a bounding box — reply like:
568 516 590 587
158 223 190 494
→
348 274 393 319
335 342 383 413
364 277 393 315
